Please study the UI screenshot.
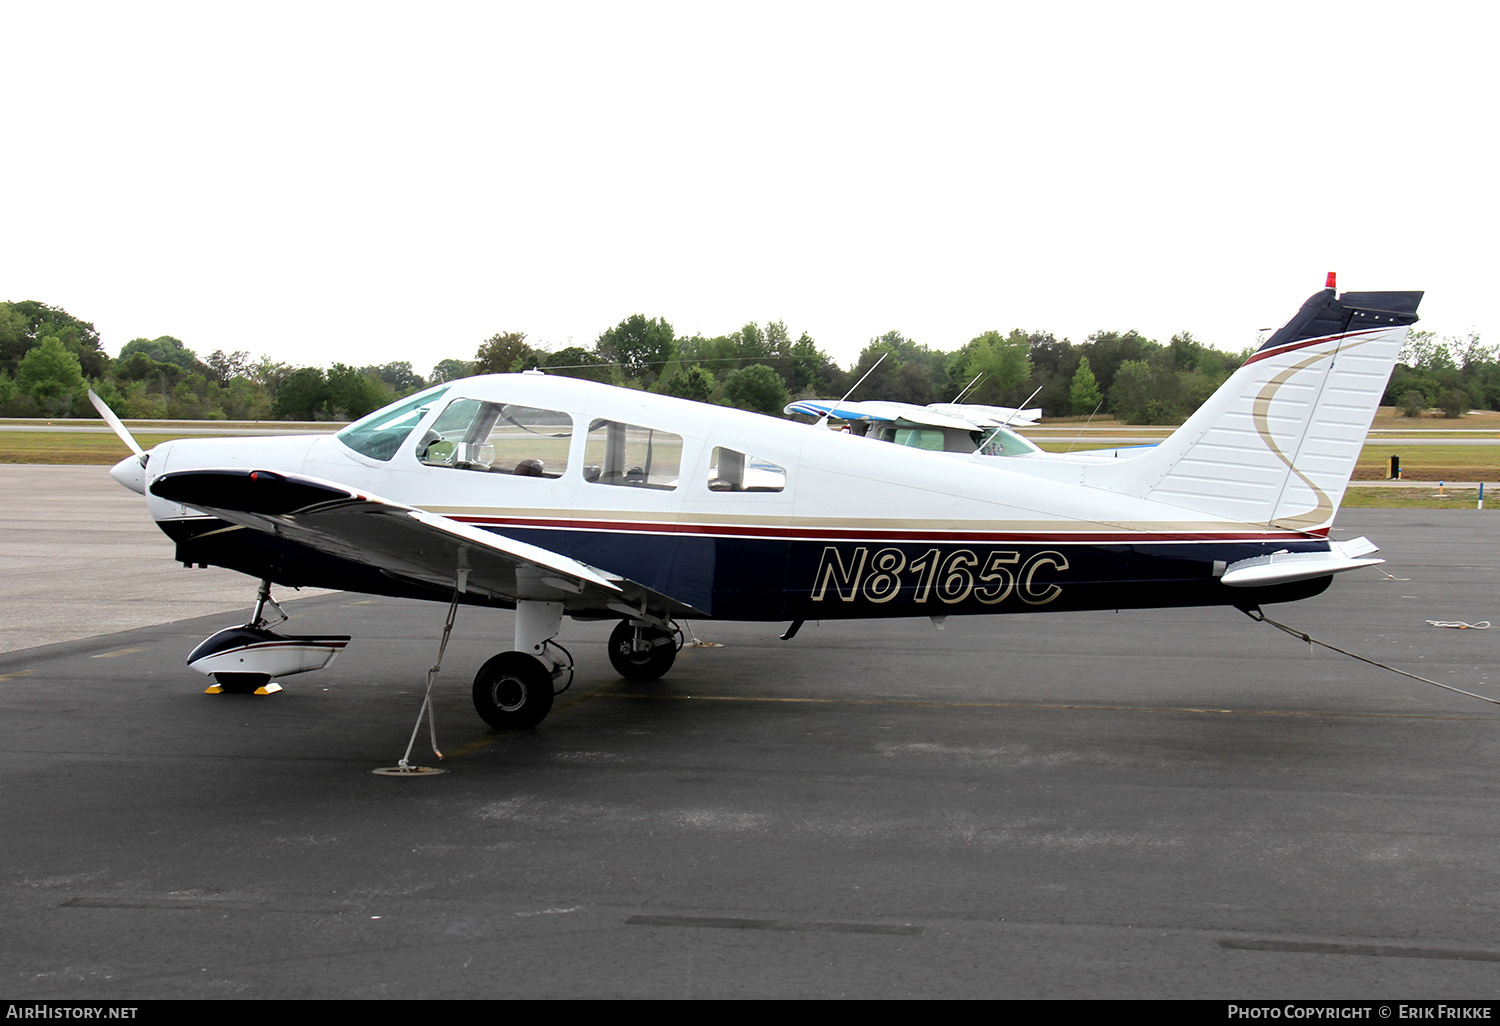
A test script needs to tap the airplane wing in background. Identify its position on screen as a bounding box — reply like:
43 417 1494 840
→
148 468 698 617
925 403 1043 427
783 399 889 421
784 399 973 429
786 399 1042 428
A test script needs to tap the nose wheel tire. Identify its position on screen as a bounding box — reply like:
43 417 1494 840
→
607 620 679 681
472 652 554 729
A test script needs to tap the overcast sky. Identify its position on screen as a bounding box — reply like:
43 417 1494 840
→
4 1 1494 377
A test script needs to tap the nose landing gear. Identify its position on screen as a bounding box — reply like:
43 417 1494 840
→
188 580 349 695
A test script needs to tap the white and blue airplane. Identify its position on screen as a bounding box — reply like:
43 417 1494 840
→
96 279 1422 730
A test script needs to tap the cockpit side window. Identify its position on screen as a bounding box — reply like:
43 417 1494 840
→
584 420 681 490
336 385 450 461
418 399 572 477
893 428 945 451
708 447 786 492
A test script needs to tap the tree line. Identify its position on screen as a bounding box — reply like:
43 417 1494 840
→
1 299 1490 424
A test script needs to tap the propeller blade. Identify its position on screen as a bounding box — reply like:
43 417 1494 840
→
88 389 146 462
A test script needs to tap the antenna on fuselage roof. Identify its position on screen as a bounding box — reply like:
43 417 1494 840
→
972 384 1045 456
1000 385 1043 427
816 351 888 427
951 373 983 404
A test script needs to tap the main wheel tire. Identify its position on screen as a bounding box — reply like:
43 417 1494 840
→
472 652 555 729
607 621 678 681
214 672 271 694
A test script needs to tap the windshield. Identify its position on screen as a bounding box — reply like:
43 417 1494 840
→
975 425 1041 457
336 384 450 461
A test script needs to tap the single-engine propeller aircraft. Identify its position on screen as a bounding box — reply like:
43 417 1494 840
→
96 277 1421 731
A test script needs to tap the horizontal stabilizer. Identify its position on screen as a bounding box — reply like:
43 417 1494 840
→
1221 537 1383 587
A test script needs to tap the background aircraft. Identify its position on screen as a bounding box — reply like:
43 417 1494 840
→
96 280 1422 732
785 397 1043 456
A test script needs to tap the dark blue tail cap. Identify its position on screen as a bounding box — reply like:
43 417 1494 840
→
1258 288 1423 353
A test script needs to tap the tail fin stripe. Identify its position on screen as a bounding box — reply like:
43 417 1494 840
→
1244 327 1387 366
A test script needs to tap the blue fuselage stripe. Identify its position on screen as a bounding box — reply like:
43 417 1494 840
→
488 524 1331 620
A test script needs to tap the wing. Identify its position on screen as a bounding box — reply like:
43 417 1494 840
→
924 403 1043 427
785 399 987 432
149 468 703 617
784 399 893 422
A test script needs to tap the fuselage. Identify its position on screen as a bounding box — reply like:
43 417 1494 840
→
129 372 1338 622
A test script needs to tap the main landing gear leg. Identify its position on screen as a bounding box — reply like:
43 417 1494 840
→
607 618 682 681
471 600 572 730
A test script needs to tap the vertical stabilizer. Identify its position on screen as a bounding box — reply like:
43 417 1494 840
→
1090 286 1422 532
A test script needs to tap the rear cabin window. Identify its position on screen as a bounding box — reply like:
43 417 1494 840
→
584 420 681 490
708 447 786 492
417 399 572 477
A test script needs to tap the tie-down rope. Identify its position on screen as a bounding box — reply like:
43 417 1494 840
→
1242 606 1500 709
397 587 462 768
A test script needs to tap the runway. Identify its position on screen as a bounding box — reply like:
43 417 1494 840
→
2 467 1498 998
